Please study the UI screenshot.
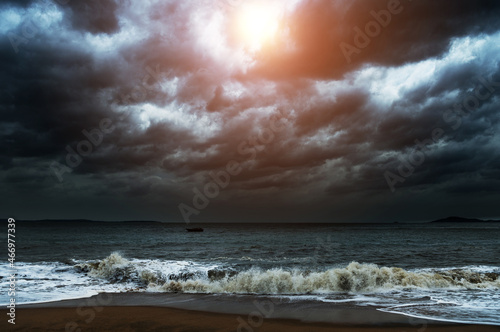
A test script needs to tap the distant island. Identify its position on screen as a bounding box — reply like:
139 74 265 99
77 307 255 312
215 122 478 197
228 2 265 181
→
431 216 500 223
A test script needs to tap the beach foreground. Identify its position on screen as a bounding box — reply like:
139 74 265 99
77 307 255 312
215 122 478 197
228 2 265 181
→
4 306 500 332
2 293 499 332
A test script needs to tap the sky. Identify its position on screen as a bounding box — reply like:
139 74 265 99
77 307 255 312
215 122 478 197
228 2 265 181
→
1 0 500 223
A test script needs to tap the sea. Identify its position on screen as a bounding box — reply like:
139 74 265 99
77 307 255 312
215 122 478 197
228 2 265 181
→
1 221 499 325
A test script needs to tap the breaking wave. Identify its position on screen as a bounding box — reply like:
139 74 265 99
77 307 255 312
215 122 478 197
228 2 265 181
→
75 253 500 295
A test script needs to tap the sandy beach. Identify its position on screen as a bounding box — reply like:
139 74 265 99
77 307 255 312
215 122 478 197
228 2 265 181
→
2 293 499 331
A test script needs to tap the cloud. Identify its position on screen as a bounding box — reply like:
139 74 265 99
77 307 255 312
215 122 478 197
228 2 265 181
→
62 0 120 34
250 0 500 80
1 0 500 222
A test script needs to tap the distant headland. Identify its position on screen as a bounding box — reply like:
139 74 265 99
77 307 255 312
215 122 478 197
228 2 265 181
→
430 216 500 223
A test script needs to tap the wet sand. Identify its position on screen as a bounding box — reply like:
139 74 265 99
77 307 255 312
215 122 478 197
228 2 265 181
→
2 293 499 331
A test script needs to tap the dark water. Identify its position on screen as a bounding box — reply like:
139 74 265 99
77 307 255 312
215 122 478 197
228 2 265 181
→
2 221 500 324
12 221 500 268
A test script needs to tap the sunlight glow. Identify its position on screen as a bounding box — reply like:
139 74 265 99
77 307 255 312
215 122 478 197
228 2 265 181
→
236 2 281 51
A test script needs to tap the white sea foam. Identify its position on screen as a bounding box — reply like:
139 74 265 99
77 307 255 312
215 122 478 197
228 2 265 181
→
0 260 136 305
78 253 500 295
2 253 499 325
74 252 224 286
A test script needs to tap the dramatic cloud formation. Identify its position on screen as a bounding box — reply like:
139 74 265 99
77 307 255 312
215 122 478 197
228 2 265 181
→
1 0 500 222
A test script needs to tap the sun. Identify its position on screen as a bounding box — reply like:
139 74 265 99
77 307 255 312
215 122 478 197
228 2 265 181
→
236 2 280 51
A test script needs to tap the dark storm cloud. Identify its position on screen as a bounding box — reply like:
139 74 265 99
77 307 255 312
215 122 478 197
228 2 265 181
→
0 41 115 159
0 0 35 9
250 0 500 80
294 90 370 135
1 0 500 222
0 0 208 222
62 0 120 34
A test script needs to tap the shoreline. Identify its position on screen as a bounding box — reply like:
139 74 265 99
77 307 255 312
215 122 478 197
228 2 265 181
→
2 293 500 331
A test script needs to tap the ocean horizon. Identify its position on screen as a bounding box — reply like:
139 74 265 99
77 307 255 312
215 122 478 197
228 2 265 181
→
3 1 500 329
3 220 499 326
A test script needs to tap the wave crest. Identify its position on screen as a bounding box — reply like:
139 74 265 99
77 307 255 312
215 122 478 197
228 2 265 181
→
75 253 500 294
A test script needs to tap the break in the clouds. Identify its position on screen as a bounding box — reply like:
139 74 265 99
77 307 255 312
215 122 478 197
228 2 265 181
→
1 0 500 222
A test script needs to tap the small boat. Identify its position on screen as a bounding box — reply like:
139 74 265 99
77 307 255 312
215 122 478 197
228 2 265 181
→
186 227 204 232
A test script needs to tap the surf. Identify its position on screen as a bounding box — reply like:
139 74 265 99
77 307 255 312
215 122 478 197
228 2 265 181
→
76 253 500 295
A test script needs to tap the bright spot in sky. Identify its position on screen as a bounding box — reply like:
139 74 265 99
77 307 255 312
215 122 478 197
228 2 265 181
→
236 2 281 51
